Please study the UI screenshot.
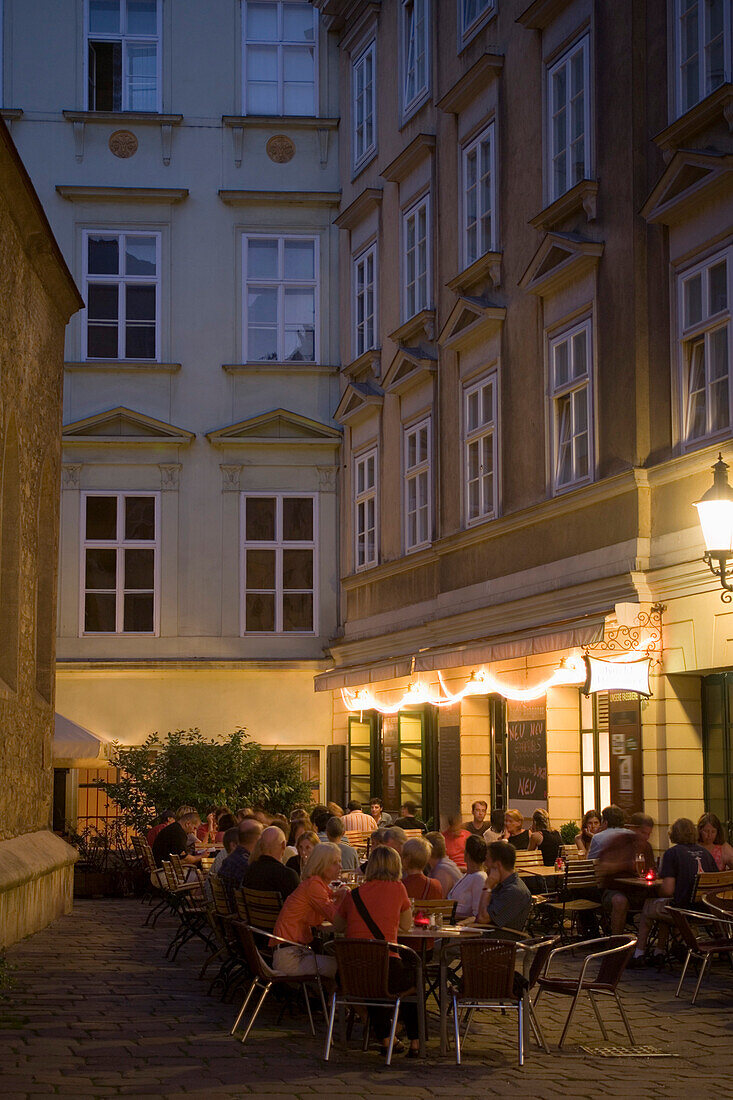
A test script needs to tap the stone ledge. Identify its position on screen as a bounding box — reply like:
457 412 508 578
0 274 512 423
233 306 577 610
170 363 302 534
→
0 829 78 894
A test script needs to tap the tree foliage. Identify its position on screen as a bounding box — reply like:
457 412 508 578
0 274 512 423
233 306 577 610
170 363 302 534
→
95 728 312 833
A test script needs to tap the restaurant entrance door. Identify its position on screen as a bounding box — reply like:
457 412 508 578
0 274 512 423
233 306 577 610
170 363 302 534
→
702 673 733 839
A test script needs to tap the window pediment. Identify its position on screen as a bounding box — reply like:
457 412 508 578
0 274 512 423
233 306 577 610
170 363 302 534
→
519 232 603 297
641 150 733 226
446 250 503 295
437 53 503 115
206 409 341 447
438 296 506 352
382 347 436 395
62 407 194 446
529 179 598 232
381 134 435 184
654 83 733 163
334 380 384 426
334 187 383 231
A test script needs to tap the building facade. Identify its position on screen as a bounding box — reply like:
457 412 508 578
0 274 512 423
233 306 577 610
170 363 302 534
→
0 118 82 944
1 0 342 821
314 0 733 845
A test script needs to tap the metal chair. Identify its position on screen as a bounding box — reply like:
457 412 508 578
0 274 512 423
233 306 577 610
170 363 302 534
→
230 922 327 1045
669 908 733 1004
692 869 733 903
703 887 733 921
323 938 422 1066
240 888 283 933
542 859 602 940
534 934 637 1048
450 938 526 1066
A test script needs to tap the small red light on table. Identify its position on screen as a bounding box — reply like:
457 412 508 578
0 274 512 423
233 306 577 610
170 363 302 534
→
645 870 656 881
413 914 430 928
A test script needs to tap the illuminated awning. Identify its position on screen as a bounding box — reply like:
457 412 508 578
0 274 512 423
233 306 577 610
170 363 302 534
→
53 713 111 764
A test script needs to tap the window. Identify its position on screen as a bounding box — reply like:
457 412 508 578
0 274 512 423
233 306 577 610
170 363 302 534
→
580 691 610 816
403 195 430 320
464 373 497 523
675 0 731 116
353 244 377 358
86 0 160 112
462 124 496 268
243 235 318 362
550 320 592 490
244 0 317 116
404 418 431 551
547 36 591 202
680 248 731 444
460 0 495 43
352 40 376 168
241 493 316 633
82 493 158 634
354 448 378 570
83 231 160 361
402 0 429 114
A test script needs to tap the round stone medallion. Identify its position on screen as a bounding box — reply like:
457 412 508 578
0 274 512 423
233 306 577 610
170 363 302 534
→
266 135 296 163
109 129 139 158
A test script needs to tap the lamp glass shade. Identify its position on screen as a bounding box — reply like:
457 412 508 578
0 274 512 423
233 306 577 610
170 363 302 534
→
695 498 733 555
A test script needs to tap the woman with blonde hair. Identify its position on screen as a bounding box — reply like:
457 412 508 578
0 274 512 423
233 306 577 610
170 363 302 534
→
503 808 531 850
272 842 348 981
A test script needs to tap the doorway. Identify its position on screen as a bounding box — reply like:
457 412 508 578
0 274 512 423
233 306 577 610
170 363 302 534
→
702 673 733 839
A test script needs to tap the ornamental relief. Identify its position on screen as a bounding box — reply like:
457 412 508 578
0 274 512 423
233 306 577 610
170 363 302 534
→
109 130 139 159
266 135 296 163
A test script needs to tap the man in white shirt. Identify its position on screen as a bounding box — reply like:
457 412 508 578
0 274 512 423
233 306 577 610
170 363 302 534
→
448 835 488 920
588 805 633 859
341 799 377 832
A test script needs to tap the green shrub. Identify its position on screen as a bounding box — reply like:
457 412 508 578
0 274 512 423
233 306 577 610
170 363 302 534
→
560 821 579 845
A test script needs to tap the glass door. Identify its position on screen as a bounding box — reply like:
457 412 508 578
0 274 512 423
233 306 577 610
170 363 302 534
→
702 674 733 839
348 712 379 805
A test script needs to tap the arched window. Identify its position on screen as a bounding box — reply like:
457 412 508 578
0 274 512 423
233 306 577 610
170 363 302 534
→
0 416 20 691
35 454 55 703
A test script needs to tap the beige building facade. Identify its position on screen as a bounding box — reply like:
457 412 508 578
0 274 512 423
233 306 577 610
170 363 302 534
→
314 0 733 846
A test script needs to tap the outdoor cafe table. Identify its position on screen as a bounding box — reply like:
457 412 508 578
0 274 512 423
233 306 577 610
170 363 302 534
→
615 876 664 889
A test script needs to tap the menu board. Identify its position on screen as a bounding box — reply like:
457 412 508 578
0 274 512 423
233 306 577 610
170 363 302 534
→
506 699 548 816
609 692 643 816
438 705 461 824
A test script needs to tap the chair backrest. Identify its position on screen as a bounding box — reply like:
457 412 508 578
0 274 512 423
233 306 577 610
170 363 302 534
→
564 859 599 890
403 829 424 840
562 845 583 860
459 939 517 1000
134 836 157 872
332 938 391 999
169 853 187 884
161 861 177 891
693 868 733 902
344 830 371 850
669 909 700 952
210 874 234 916
514 850 544 867
703 887 733 919
232 922 278 982
527 937 560 987
411 898 457 922
232 887 249 921
594 935 637 988
241 888 283 932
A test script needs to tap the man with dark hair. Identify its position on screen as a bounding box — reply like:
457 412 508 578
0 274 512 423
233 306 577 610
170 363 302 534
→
597 812 657 934
146 810 175 848
369 797 393 826
325 816 359 870
384 826 407 855
342 800 377 832
588 804 633 859
464 800 490 837
152 810 203 868
393 801 427 833
218 819 263 899
477 840 531 931
313 807 331 838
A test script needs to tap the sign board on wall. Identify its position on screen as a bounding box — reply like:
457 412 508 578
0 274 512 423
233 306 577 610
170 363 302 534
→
438 704 461 825
609 692 644 816
381 715 400 812
584 655 651 697
506 699 548 821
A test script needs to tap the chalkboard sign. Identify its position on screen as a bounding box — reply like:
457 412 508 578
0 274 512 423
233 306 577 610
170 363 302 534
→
438 705 461 823
507 700 548 804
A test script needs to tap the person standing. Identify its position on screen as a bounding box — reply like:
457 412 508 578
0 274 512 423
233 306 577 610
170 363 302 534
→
442 815 471 870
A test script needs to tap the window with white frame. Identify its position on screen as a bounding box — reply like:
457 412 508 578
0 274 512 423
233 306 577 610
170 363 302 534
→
354 448 378 570
402 0 429 114
460 0 495 43
550 320 593 490
353 244 377 358
464 373 497 523
353 40 376 168
241 494 317 633
244 0 317 116
463 123 496 268
675 0 731 116
403 195 430 320
82 493 158 634
547 36 591 202
404 418 431 550
243 235 317 362
680 248 731 444
86 0 160 112
83 231 159 360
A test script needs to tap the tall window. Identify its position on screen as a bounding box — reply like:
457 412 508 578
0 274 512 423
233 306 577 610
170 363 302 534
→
354 448 377 570
83 231 159 361
403 195 430 320
243 235 317 363
680 248 731 444
464 373 497 524
86 0 160 112
82 493 158 634
547 36 590 202
404 418 431 551
402 0 429 114
353 244 376 358
675 0 731 116
550 320 592 491
241 493 316 633
352 40 376 168
580 691 610 815
460 0 495 43
244 0 317 116
462 123 495 268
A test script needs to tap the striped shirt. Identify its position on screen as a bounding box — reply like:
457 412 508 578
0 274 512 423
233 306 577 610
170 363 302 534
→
342 810 377 832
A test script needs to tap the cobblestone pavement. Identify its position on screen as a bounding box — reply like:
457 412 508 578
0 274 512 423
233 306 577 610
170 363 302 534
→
2 899 733 1099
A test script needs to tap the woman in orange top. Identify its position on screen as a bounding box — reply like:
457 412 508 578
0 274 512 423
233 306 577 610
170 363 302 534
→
442 814 471 870
272 842 348 981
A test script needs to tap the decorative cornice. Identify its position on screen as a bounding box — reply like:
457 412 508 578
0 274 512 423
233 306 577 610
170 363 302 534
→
65 360 181 373
334 186 383 230
653 83 733 162
62 110 183 125
206 408 341 447
517 0 575 30
640 150 733 225
62 406 195 446
446 250 503 294
218 189 341 207
438 297 506 352
381 133 436 184
529 179 599 231
223 362 337 376
342 348 382 381
334 380 384 426
381 347 437 396
388 308 436 346
56 185 189 204
437 53 504 115
222 115 339 131
519 232 604 297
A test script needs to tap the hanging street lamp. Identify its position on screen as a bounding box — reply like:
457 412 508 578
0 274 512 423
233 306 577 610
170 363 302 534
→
695 453 733 602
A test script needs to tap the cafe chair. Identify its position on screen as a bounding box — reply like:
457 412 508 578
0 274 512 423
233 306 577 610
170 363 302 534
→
230 922 327 1045
668 908 733 1004
703 887 733 922
412 899 458 924
534 934 636 1048
692 869 733 905
541 859 602 940
323 939 422 1066
450 938 526 1066
238 888 283 934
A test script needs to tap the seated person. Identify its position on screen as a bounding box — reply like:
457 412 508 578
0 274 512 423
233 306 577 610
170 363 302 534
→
503 809 531 851
425 832 463 896
152 810 203 869
341 800 378 832
205 825 239 902
588 805 633 859
218 819 263 900
464 800 490 837
632 817 717 967
575 809 602 855
369 797 393 827
477 841 532 932
393 801 428 833
286 829 319 876
241 826 299 901
528 808 562 865
448 835 487 920
697 812 733 870
325 816 360 871
402 837 443 902
597 812 656 934
384 826 408 857
146 810 174 848
272 843 348 985
442 815 471 870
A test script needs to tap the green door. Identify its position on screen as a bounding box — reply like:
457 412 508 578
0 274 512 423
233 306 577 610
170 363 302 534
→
702 674 733 839
348 712 379 805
